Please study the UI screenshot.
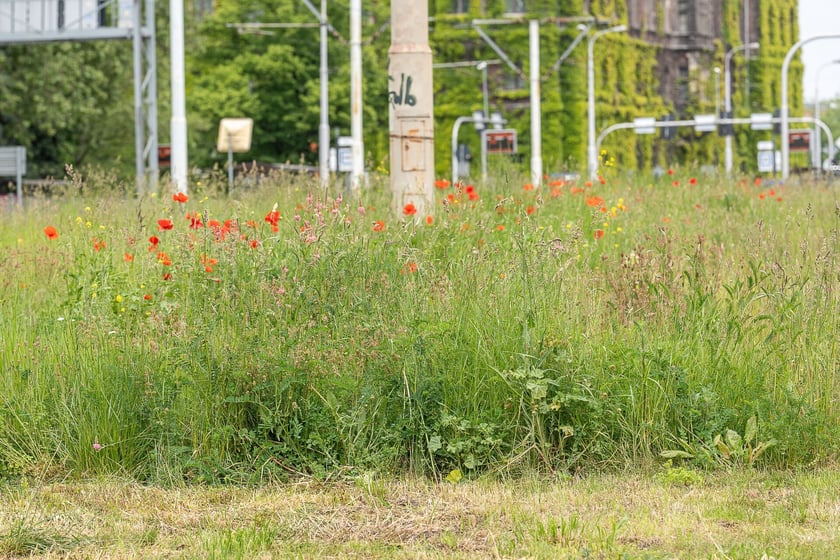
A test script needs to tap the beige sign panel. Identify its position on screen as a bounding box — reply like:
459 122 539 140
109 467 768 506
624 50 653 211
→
217 118 254 153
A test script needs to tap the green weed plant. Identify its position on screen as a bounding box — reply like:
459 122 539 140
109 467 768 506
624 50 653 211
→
1 168 838 483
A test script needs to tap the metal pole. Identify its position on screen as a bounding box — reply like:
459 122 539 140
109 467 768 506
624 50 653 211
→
452 116 486 186
478 62 489 120
15 147 23 207
350 0 364 192
170 0 189 193
132 0 145 195
587 25 626 180
476 61 489 182
481 129 488 183
318 0 329 188
228 133 234 192
744 0 750 109
724 42 759 175
144 0 159 192
529 19 542 187
596 116 833 167
781 35 840 179
814 60 840 173
389 0 435 219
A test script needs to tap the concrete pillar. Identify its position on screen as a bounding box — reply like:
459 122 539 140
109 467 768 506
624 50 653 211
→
388 0 435 219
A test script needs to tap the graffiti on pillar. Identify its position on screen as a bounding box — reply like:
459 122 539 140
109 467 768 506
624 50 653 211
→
388 73 417 107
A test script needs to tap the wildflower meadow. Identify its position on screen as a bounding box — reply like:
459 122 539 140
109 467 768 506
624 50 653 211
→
1 167 839 486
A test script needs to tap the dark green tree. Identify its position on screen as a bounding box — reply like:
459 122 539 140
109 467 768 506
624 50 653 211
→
0 41 135 179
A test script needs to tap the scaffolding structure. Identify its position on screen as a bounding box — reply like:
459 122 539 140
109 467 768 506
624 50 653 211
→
0 0 158 191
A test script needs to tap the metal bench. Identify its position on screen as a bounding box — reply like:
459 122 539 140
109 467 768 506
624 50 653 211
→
0 146 26 206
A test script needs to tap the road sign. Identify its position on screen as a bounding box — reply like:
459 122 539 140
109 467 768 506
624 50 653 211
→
789 130 811 152
158 145 171 168
757 151 774 172
694 114 716 133
217 118 254 152
751 113 773 131
484 129 517 154
633 117 656 134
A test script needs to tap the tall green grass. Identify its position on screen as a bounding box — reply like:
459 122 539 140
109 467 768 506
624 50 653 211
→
1 168 838 483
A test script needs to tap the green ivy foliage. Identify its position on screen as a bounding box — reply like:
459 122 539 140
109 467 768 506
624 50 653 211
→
429 0 801 177
0 0 805 180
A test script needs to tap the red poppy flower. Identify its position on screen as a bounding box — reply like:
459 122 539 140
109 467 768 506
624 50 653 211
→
373 220 386 232
172 192 188 203
157 219 174 231
249 239 260 249
434 179 450 189
425 216 433 225
526 205 536 215
586 196 604 207
124 252 134 262
523 183 534 191
92 238 106 251
163 273 172 281
403 203 417 216
265 210 280 226
187 212 203 229
689 177 697 185
157 252 172 266
593 229 605 240
44 226 59 240
143 294 152 301
148 235 159 251
667 168 674 176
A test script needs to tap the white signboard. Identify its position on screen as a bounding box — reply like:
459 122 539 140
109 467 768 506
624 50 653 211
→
217 118 254 153
751 113 773 131
633 117 656 135
694 114 716 133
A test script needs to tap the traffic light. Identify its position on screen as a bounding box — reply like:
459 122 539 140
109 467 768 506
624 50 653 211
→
660 114 675 140
718 111 733 136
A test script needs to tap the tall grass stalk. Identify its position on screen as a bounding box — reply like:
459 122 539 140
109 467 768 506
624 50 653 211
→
1 170 838 482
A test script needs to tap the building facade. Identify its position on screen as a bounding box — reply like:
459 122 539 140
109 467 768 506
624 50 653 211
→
429 0 800 172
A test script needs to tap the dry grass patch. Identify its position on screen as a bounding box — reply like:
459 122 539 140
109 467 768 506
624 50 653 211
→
1 469 839 558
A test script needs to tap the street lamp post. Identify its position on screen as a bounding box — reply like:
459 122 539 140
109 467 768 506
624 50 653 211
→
714 67 721 116
814 59 840 172
587 24 626 180
781 35 840 180
724 42 759 174
476 61 489 121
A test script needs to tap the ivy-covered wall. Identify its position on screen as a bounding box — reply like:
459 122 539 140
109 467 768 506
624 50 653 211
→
427 0 801 178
